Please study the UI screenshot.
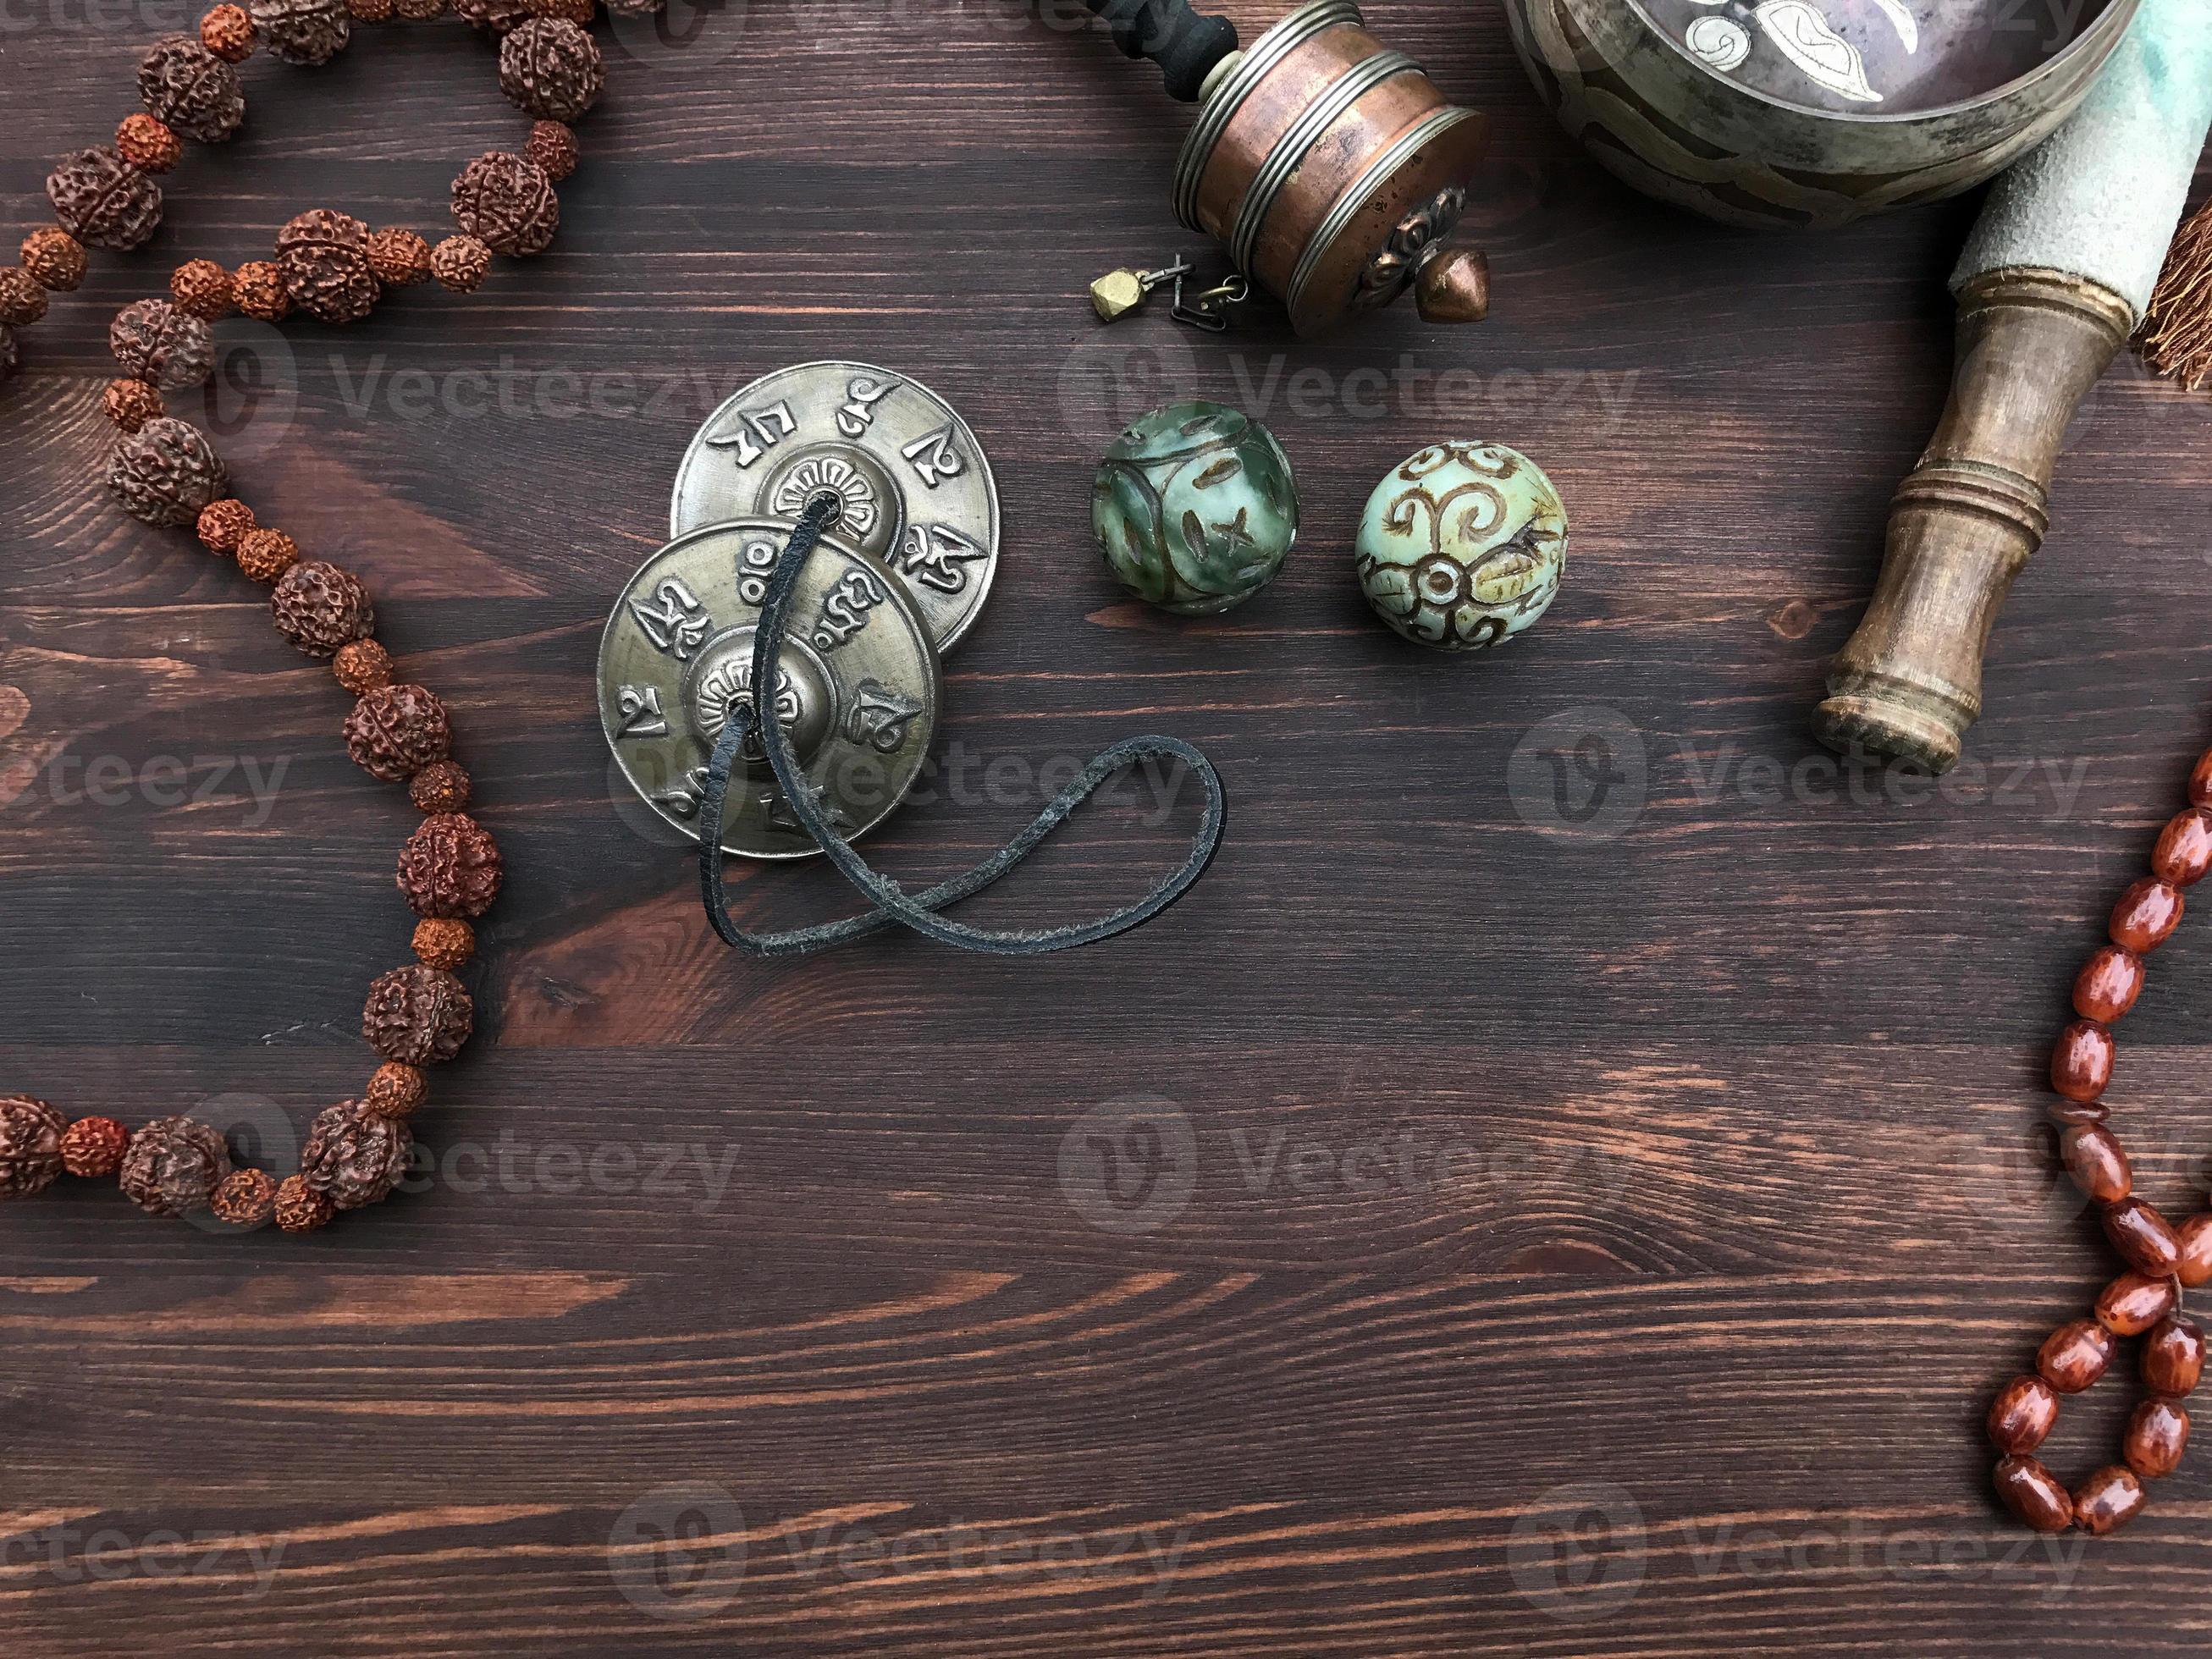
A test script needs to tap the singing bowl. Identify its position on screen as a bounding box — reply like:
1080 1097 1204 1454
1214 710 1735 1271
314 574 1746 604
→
1502 0 2143 229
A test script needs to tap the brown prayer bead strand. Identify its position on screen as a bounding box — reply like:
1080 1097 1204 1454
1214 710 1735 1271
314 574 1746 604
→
3 0 589 1228
1992 755 2212 1535
8 0 578 387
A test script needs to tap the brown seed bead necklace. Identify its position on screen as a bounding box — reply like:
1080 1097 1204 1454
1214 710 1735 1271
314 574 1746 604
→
1986 754 2212 1535
0 0 629 1232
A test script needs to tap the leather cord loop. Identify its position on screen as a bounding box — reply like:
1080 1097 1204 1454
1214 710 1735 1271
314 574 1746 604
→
698 495 1227 956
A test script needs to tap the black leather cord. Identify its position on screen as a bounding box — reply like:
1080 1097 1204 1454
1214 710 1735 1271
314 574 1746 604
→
698 496 1227 957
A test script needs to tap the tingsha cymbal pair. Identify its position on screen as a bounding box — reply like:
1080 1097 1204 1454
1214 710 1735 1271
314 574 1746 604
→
599 361 999 862
597 362 1227 956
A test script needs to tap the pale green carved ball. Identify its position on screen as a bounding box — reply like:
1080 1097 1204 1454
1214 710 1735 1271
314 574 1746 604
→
1356 442 1568 651
1094 400 1299 615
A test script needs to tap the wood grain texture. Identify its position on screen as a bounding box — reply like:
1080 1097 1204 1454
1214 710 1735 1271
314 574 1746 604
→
5 3 2212 1652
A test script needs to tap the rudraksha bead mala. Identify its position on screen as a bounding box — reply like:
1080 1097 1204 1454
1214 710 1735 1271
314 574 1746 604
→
1985 763 2212 1533
0 0 626 1232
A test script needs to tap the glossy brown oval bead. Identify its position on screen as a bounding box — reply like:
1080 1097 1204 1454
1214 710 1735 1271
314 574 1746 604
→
2072 946 2144 1024
2190 747 2212 810
2071 1464 2146 1535
2049 1020 2115 1104
2153 808 2212 887
2111 877 2185 954
1993 1455 2073 1533
2037 1318 2115 1394
1986 1373 2060 1455
2177 1214 2212 1289
2124 1398 2190 1480
2143 1317 2205 1397
2101 1196 2182 1277
2060 1124 2132 1204
2095 1270 2177 1337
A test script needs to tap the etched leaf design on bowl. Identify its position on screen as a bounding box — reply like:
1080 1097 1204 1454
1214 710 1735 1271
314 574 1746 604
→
1753 0 1882 102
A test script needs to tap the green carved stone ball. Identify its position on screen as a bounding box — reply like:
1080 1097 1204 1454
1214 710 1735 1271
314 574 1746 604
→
1094 400 1299 615
1356 441 1568 651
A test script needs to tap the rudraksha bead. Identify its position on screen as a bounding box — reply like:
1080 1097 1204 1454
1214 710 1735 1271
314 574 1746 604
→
365 227 431 286
107 416 227 527
364 1061 428 1120
271 559 374 657
451 152 558 257
116 113 183 174
201 3 257 61
344 683 450 782
47 146 163 251
300 1100 410 1209
334 638 392 694
398 813 503 919
409 759 470 813
170 257 234 320
234 526 300 583
0 1096 69 1198
247 0 350 65
59 1115 130 1178
362 963 473 1065
498 19 604 122
395 0 445 19
348 0 395 19
524 119 577 182
21 228 87 292
429 234 491 292
412 917 475 970
275 208 379 324
232 259 290 321
453 0 532 31
118 1114 232 1216
110 297 215 388
103 378 163 433
139 35 246 143
210 1166 279 1227
274 1172 334 1232
0 266 49 326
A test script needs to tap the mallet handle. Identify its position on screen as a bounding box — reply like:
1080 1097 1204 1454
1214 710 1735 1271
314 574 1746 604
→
1813 267 2134 773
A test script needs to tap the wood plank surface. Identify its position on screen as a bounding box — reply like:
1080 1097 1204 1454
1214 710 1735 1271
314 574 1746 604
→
6 2 2212 1652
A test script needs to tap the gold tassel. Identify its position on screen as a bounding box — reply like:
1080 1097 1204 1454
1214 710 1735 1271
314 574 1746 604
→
2141 198 2212 391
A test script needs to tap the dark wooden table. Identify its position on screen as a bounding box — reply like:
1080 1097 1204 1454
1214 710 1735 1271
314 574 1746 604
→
7 3 2212 1652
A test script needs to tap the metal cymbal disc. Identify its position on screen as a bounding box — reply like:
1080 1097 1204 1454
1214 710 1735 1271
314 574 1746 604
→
670 361 1001 653
599 517 941 862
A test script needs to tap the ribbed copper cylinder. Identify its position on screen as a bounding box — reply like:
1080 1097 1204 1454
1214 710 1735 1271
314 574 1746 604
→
1173 0 1487 336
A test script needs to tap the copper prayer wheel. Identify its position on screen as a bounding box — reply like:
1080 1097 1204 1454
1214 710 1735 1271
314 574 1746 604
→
1172 0 1490 337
